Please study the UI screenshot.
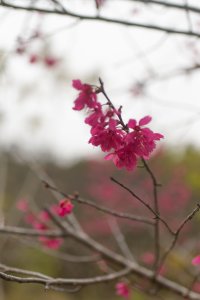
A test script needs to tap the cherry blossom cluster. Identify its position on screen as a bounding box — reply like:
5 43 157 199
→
17 198 73 249
72 79 163 171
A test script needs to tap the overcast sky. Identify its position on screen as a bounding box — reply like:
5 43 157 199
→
0 1 200 164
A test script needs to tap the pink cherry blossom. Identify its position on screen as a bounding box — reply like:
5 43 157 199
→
126 116 164 158
29 54 39 64
192 255 200 265
44 56 59 67
72 80 97 111
105 144 137 171
89 120 124 152
193 282 200 292
16 199 29 212
39 210 50 222
32 221 47 231
85 103 103 127
115 282 130 298
39 236 63 249
72 79 164 171
58 199 74 217
25 213 36 225
141 251 155 264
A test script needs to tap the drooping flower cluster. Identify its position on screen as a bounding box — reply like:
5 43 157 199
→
17 198 73 249
72 79 164 171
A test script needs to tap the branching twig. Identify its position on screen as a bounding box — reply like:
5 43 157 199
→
110 177 173 235
158 204 200 274
1 1 200 38
43 180 154 225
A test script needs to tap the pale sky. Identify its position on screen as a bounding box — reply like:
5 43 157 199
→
0 1 200 164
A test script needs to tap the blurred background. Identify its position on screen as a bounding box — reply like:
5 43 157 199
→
1 0 200 299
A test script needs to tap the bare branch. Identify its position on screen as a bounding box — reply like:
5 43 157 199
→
43 180 154 225
0 225 65 237
158 203 200 273
107 218 135 261
0 267 131 287
142 159 160 271
110 176 173 235
1 1 200 38
129 0 200 15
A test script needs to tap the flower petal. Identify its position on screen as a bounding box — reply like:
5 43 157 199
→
139 115 152 126
127 119 136 129
72 80 83 90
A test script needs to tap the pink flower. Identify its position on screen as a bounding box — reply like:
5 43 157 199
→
16 199 29 212
32 221 47 230
25 213 36 225
72 80 97 111
58 199 74 217
192 255 200 265
193 282 200 292
105 144 137 171
126 116 164 158
89 119 124 152
44 56 59 67
39 211 50 222
141 251 154 265
51 204 60 215
39 236 63 249
140 252 166 275
84 103 103 127
115 282 130 298
72 79 164 171
29 54 39 64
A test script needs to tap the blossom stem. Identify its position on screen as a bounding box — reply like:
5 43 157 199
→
98 78 128 132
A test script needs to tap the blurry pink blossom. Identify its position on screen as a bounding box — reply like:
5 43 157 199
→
116 282 130 298
16 199 29 212
192 255 200 265
39 236 63 249
58 199 74 217
44 56 59 67
29 54 39 64
72 80 97 111
141 251 154 265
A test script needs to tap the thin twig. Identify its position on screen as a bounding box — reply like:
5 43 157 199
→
43 180 154 225
129 0 200 15
107 218 135 261
142 159 160 272
158 204 200 274
110 176 173 235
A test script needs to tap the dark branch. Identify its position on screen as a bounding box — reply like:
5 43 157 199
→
1 1 200 38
